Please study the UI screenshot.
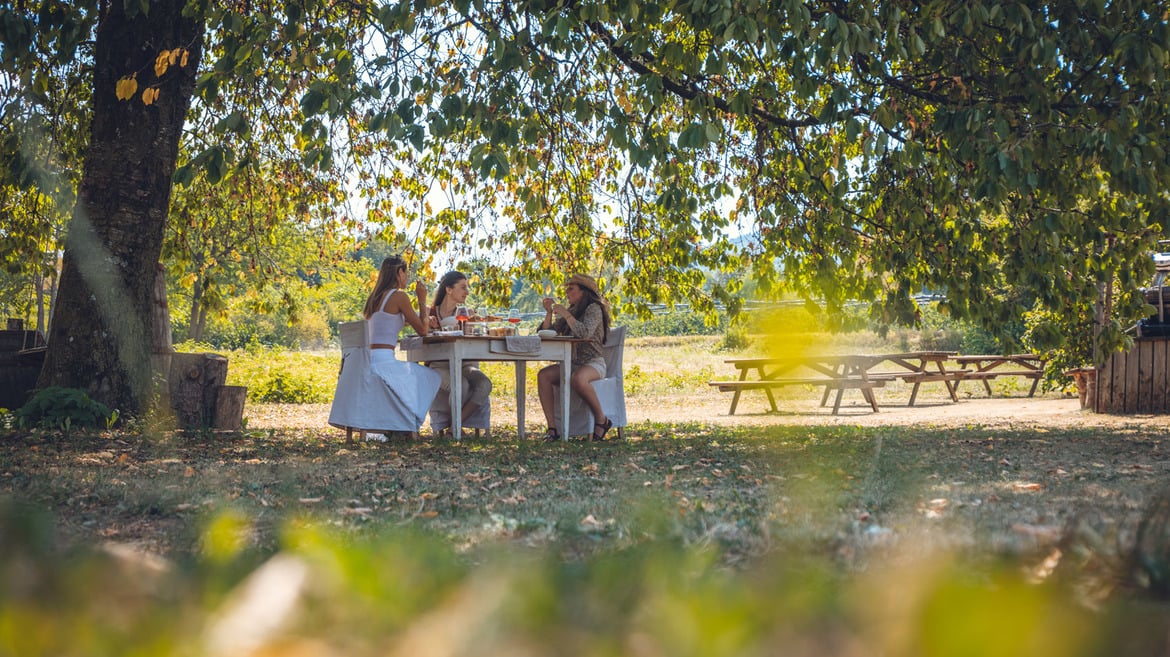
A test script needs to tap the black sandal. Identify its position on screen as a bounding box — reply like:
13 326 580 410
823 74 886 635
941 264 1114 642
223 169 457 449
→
541 427 560 442
591 418 613 442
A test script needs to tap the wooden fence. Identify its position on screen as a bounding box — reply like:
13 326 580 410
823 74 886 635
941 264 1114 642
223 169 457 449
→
1096 337 1170 413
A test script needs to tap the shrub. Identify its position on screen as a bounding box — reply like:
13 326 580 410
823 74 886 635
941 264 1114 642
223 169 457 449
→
717 326 752 352
16 387 115 431
250 371 325 404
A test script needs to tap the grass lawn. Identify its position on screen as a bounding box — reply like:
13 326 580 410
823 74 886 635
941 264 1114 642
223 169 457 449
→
2 334 1169 655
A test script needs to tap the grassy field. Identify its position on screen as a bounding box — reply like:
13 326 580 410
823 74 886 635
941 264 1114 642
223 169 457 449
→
2 334 1169 656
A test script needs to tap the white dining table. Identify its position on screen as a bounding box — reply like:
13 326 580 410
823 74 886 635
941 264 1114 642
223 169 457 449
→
401 334 578 440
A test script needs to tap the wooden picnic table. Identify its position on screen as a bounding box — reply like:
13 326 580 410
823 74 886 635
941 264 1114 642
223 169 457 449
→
952 354 1045 397
708 351 960 415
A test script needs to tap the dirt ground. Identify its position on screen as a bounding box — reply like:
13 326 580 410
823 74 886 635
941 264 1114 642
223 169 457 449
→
248 387 1170 435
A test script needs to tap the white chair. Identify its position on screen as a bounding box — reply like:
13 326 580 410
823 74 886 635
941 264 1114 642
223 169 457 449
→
328 320 424 442
554 325 628 439
429 373 492 437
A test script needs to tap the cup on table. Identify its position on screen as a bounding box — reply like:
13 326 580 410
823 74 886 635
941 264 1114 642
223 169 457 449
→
455 305 470 334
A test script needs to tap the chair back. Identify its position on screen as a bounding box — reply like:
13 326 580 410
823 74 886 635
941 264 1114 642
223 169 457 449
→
600 325 626 378
338 320 368 349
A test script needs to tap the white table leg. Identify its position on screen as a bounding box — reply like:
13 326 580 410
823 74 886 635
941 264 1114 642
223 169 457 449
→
515 361 526 440
450 344 463 440
559 345 571 441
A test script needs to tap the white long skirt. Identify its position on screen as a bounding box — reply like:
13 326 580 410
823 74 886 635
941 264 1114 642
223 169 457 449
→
329 347 441 433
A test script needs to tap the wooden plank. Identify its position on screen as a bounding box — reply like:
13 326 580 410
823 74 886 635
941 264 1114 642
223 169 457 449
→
1138 341 1154 413
711 378 887 391
1126 344 1141 414
1155 340 1170 413
1107 350 1124 413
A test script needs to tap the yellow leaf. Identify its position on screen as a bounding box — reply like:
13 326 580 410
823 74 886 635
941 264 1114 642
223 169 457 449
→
169 48 181 65
142 87 158 106
154 51 169 77
115 75 138 101
180 49 189 67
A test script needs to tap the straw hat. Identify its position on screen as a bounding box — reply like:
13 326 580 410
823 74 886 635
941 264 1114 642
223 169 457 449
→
567 273 602 299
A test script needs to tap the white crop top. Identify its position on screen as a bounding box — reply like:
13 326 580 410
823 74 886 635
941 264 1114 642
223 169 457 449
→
367 290 406 345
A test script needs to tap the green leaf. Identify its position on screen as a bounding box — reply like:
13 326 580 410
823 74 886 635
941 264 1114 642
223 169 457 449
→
300 89 325 116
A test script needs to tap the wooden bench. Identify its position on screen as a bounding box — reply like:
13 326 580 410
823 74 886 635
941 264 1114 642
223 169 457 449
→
708 377 887 414
953 355 1045 397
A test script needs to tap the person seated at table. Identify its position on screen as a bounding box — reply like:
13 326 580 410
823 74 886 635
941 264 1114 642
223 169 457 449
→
536 273 612 442
426 270 493 432
360 255 441 434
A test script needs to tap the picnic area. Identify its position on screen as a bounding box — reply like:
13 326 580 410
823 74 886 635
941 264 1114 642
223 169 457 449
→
5 333 1170 655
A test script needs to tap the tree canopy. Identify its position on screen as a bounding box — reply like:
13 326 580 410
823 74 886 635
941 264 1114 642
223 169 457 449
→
1 0 1168 411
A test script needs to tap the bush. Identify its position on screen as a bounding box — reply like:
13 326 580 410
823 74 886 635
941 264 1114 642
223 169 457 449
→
249 370 325 404
717 326 752 351
16 387 115 431
623 310 726 337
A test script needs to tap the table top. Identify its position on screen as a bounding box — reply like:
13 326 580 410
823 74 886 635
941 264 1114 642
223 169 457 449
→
401 334 583 345
726 351 958 367
952 353 1041 363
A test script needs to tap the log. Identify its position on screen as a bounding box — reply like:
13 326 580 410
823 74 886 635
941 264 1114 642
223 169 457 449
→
214 385 247 431
169 353 228 429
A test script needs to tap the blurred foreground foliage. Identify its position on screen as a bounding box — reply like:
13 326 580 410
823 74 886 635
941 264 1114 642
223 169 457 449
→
0 498 1167 657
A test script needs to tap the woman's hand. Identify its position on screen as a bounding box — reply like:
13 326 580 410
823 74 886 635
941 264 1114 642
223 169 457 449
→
542 297 555 312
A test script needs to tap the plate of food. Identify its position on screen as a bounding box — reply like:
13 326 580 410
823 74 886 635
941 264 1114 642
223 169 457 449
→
537 329 557 338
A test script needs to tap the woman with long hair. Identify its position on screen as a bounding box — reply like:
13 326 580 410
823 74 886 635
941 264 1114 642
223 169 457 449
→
427 270 493 434
334 255 441 435
536 273 612 442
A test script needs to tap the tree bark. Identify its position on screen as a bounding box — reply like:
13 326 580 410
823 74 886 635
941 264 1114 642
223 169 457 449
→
38 1 203 415
188 275 205 342
169 352 227 429
214 385 247 431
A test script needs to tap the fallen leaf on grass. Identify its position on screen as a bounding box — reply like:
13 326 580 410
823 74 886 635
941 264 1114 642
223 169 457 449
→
418 510 439 518
298 497 323 504
340 507 373 516
1013 482 1043 492
580 514 612 532
920 498 949 519
184 466 195 477
1011 523 1062 543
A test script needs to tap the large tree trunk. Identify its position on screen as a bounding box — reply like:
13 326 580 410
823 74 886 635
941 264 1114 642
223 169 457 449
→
38 1 203 415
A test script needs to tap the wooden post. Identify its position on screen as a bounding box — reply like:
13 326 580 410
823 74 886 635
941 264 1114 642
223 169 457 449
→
169 353 228 429
214 385 247 431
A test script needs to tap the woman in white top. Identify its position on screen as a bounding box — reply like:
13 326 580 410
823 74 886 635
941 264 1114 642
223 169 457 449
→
427 270 493 431
360 255 441 431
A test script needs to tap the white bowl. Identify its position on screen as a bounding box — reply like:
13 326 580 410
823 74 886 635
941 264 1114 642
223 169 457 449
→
537 329 557 338
439 316 459 330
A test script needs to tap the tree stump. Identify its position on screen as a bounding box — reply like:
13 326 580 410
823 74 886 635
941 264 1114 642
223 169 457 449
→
169 353 228 429
214 385 247 430
1065 368 1097 411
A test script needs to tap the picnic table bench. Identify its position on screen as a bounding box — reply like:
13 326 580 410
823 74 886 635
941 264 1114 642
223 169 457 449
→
953 354 1045 397
709 351 961 415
